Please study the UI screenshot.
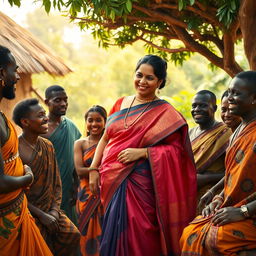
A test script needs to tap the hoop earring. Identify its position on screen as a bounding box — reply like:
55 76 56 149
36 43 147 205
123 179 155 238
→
157 88 160 95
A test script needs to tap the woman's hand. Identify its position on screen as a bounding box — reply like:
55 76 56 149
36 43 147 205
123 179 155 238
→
89 170 100 195
198 190 214 211
202 199 222 217
211 207 245 226
117 148 147 164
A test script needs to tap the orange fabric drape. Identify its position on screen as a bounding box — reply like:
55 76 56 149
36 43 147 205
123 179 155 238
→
0 114 52 256
180 121 256 256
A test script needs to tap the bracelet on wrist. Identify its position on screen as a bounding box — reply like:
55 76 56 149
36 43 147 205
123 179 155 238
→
25 172 34 187
207 189 214 197
213 195 224 203
88 167 99 172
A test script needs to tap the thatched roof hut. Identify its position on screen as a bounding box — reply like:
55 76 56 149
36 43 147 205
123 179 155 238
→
0 11 72 118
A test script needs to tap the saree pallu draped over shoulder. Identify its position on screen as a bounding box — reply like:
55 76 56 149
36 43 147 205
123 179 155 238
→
100 99 197 256
190 122 231 174
180 121 256 256
0 115 52 256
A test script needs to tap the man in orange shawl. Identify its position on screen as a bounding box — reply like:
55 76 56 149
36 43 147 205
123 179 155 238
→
0 45 52 255
13 98 81 256
180 71 256 256
190 90 232 206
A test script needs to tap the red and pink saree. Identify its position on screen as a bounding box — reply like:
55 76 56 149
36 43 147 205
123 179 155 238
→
99 98 197 256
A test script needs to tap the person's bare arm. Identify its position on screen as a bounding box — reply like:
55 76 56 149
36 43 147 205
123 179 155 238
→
197 172 224 189
89 132 109 194
90 132 109 169
0 147 33 193
74 139 90 178
198 177 225 210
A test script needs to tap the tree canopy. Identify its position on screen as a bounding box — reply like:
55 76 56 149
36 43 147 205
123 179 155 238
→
8 0 256 77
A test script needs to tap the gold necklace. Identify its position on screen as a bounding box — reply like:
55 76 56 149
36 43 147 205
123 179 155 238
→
124 96 156 129
21 135 40 154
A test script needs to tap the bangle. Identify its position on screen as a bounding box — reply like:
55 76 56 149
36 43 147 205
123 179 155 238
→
145 149 148 159
88 167 99 172
208 189 214 197
213 195 224 203
25 172 34 187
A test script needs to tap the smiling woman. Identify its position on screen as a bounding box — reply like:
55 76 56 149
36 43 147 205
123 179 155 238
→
88 55 197 256
74 105 107 256
220 90 241 132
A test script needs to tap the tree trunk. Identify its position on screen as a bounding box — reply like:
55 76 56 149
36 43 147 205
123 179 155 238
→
239 0 256 70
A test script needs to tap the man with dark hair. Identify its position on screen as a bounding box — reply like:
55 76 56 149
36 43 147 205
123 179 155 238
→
42 85 81 224
189 90 232 211
181 71 256 256
13 98 80 256
0 45 52 255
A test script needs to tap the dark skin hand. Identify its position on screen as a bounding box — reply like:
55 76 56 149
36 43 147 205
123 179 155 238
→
28 204 59 233
0 114 33 193
212 199 256 226
202 199 223 217
211 207 245 226
48 209 60 221
198 177 225 211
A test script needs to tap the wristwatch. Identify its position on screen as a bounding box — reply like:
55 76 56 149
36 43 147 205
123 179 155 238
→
240 205 250 218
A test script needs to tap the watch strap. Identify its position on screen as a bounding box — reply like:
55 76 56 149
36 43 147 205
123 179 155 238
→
240 205 250 218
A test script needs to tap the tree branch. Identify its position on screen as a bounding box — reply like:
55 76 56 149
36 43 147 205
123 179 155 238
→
172 25 224 69
132 4 188 28
140 38 191 53
223 32 243 77
150 3 222 28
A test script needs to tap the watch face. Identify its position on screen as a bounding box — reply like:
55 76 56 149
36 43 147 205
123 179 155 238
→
241 205 249 217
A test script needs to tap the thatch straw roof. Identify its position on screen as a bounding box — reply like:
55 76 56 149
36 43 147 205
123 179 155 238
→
0 11 72 76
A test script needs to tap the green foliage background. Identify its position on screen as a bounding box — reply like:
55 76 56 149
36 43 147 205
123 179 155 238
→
24 8 247 132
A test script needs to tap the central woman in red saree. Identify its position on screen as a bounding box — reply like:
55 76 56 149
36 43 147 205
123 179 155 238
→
89 55 197 256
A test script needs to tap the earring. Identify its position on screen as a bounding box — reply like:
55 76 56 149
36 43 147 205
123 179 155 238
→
157 88 160 95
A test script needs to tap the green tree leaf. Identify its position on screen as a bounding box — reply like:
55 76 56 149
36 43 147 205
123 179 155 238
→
126 0 132 12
